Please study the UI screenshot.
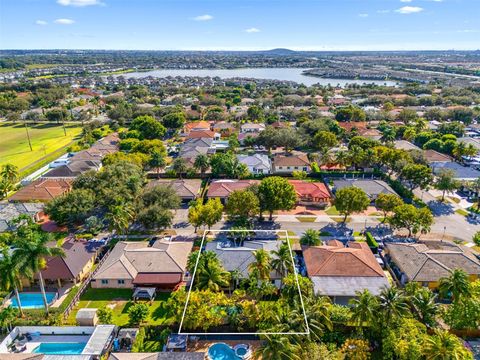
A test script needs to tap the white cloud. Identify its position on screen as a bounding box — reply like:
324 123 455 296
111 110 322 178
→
396 6 424 14
57 0 104 6
358 13 369 18
35 20 48 25
400 0 413 2
245 27 260 33
54 18 75 24
193 14 213 21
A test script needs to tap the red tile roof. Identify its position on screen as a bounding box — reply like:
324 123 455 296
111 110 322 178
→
303 242 384 277
207 180 259 198
9 179 72 202
288 180 331 201
273 154 310 167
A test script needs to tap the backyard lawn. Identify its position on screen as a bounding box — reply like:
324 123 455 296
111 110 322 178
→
65 288 172 326
0 122 83 172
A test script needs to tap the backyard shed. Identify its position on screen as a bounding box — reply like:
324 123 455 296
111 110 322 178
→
76 308 99 326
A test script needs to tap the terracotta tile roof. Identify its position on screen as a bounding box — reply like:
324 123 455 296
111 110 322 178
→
303 241 384 277
338 122 368 132
273 154 310 167
207 179 259 198
9 179 72 202
288 180 331 201
184 121 211 133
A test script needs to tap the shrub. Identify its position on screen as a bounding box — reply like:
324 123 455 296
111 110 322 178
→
473 231 480 247
97 307 113 324
128 303 149 325
131 327 145 352
365 231 379 251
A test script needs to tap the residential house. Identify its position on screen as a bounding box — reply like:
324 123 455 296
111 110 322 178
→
147 179 203 202
42 160 102 179
205 238 282 286
92 239 192 289
179 138 214 166
240 123 266 134
0 203 44 232
186 130 220 141
288 180 331 208
332 179 397 202
9 179 72 202
272 154 311 174
303 241 390 305
237 154 272 175
183 121 211 134
384 241 480 289
431 161 480 181
393 140 421 151
423 149 453 164
213 121 236 136
206 179 259 202
35 238 103 287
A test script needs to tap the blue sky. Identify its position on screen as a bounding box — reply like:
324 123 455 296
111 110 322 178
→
1 0 479 50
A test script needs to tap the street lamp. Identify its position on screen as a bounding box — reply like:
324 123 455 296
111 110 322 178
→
441 226 446 242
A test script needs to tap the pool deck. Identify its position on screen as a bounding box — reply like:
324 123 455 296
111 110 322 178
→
21 335 91 353
188 340 263 356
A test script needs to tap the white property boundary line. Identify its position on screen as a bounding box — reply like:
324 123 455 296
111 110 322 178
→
178 229 310 335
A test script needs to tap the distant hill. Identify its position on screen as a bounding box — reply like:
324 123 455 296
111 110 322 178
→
262 48 297 55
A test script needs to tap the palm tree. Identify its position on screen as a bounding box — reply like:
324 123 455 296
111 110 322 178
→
349 289 379 331
0 306 18 333
335 150 351 169
0 178 13 199
255 334 301 360
300 229 321 246
172 158 188 179
410 288 438 327
248 249 272 281
439 269 471 302
378 286 409 327
106 205 135 237
229 269 242 292
196 261 230 291
424 329 473 360
149 151 166 177
0 248 29 317
271 242 293 278
294 296 332 341
14 235 65 316
193 154 210 176
1 164 18 183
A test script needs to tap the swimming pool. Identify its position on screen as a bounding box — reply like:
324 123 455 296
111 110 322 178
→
10 292 57 309
33 342 87 355
208 343 242 360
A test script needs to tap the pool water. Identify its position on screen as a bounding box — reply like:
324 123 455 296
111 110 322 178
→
208 343 241 360
33 342 87 355
10 292 56 309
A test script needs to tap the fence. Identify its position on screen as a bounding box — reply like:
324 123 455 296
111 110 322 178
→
62 248 111 320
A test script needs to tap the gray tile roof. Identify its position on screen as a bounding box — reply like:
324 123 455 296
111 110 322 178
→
205 239 281 278
0 202 44 232
332 179 397 199
431 161 480 181
386 241 480 282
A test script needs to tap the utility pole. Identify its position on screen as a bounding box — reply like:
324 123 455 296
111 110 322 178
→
24 120 33 151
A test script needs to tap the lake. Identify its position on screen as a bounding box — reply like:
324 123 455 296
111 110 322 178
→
116 67 398 87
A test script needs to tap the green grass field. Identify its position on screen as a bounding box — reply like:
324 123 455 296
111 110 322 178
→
0 122 83 172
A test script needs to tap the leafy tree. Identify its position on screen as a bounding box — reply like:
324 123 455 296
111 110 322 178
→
256 126 279 152
397 109 419 125
210 152 248 178
313 131 338 152
202 198 224 229
276 127 302 153
401 164 433 191
162 112 186 129
130 115 166 139
225 190 259 224
388 204 433 237
434 168 459 202
300 229 321 246
335 105 366 122
258 177 297 221
247 105 264 121
473 231 480 247
193 154 210 176
148 150 166 176
291 170 308 180
45 189 96 226
255 334 301 360
375 193 403 221
340 338 370 360
334 187 370 223
0 306 18 333
137 205 173 230
382 317 427 360
106 204 134 235
128 303 149 325
97 307 113 324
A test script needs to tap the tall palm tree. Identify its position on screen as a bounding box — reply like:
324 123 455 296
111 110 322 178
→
439 269 471 302
1 164 18 183
196 261 230 291
349 289 379 331
271 242 293 278
193 154 210 176
106 204 135 237
410 288 439 327
0 247 29 317
248 249 272 281
378 286 409 327
424 329 473 360
255 334 301 360
14 235 65 316
335 150 351 169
